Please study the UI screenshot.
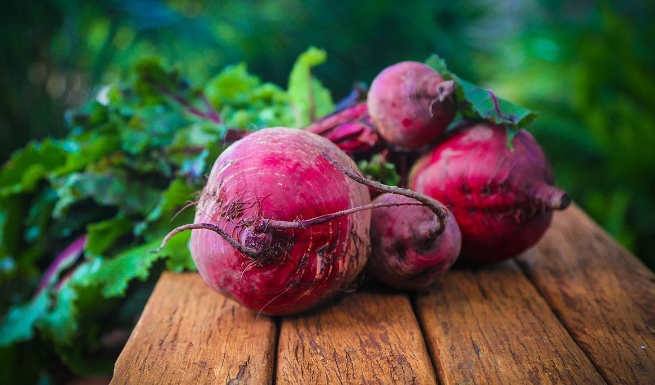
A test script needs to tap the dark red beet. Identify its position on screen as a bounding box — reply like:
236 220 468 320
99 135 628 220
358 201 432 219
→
409 123 571 263
367 61 456 148
179 128 372 315
368 194 461 290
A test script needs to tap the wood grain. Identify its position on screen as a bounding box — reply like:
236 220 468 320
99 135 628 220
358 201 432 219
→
517 205 655 384
276 288 436 384
414 261 605 385
111 272 276 385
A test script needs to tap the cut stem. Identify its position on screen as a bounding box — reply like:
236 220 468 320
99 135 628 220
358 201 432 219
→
322 151 449 235
306 103 368 135
418 79 456 102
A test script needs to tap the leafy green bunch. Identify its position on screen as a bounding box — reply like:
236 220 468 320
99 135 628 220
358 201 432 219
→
0 47 333 382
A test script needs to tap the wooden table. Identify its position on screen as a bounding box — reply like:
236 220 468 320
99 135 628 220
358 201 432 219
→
111 206 655 384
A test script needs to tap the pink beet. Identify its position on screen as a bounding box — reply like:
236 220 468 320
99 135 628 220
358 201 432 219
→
161 128 372 315
368 194 461 290
410 123 571 263
367 61 456 149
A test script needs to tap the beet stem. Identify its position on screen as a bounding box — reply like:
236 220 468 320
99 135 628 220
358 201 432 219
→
321 151 449 235
305 103 368 135
262 201 424 229
486 89 502 118
153 223 259 258
433 80 456 102
308 69 316 122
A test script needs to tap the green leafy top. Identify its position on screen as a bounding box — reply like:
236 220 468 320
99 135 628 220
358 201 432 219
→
357 154 401 186
288 47 335 127
425 54 538 147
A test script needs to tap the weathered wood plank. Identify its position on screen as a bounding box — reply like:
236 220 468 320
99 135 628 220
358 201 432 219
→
111 272 276 385
517 205 655 384
276 288 436 384
414 261 605 385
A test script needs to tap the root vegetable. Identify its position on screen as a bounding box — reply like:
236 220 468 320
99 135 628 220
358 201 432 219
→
367 61 456 149
410 122 570 263
159 128 373 315
367 194 461 290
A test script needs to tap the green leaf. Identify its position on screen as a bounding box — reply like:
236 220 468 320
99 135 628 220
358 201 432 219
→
357 154 401 186
52 169 161 218
119 106 188 155
161 230 194 273
424 55 449 75
82 236 188 298
24 188 58 244
138 207 195 272
86 216 132 256
54 131 121 176
133 57 182 106
41 279 81 344
288 47 334 127
206 62 261 107
146 178 198 223
426 54 538 133
165 124 223 167
457 78 538 129
0 139 67 197
37 258 107 346
0 290 50 346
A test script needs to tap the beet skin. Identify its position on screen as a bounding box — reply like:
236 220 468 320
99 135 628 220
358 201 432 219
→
368 194 461 290
367 61 456 148
410 123 570 263
191 128 371 315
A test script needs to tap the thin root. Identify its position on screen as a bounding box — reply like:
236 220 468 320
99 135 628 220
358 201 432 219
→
321 151 449 235
151 222 259 258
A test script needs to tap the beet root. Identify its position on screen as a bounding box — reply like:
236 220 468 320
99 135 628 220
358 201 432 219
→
367 61 456 149
184 128 372 315
410 123 571 263
367 194 461 290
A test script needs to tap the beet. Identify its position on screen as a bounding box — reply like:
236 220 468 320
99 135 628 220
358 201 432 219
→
409 122 571 263
163 128 373 315
367 194 461 290
367 61 456 149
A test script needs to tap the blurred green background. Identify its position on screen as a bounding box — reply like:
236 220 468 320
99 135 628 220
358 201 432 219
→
1 0 654 267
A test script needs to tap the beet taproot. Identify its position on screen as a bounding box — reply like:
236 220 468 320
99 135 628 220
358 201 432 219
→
410 122 570 263
367 194 461 290
367 61 456 148
163 128 374 315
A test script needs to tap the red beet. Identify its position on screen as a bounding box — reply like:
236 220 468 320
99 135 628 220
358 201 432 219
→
409 123 570 263
367 194 461 290
164 128 373 315
367 61 456 149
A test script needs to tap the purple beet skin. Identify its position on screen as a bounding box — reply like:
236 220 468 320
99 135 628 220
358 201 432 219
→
189 128 372 315
368 194 461 290
410 123 571 263
367 61 456 149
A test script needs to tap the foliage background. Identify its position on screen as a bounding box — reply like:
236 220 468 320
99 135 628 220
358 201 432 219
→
1 0 653 277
